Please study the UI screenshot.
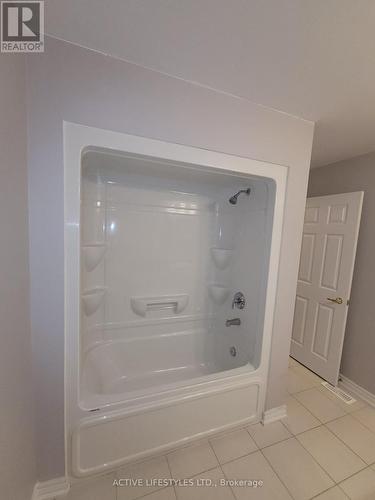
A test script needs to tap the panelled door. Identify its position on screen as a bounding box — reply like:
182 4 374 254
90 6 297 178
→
290 192 363 385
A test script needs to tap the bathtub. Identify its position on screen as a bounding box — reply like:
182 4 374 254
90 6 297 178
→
64 123 287 478
81 322 255 409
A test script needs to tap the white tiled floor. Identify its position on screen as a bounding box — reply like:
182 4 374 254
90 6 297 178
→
64 359 375 500
210 429 258 464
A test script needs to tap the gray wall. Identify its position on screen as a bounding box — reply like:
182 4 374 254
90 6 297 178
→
27 37 314 480
308 152 375 395
0 55 36 499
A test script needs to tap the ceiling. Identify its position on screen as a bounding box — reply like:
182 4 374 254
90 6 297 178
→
45 0 375 167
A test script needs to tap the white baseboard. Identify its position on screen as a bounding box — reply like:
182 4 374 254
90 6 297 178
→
339 374 375 407
262 404 287 425
32 477 70 500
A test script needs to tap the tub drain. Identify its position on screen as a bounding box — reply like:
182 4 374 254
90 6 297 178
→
230 346 237 357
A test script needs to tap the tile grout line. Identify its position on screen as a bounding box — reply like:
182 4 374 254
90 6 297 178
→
166 450 221 479
258 442 297 499
113 401 374 499
207 438 237 500
165 452 178 500
290 376 375 493
335 482 351 499
288 389 350 428
261 432 360 499
209 423 325 499
284 394 322 434
293 387 352 419
310 485 350 499
165 437 244 495
119 429 375 500
323 418 375 466
335 465 375 498
244 409 323 498
288 361 369 415
286 377 375 487
209 436 259 466
244 419 293 451
116 476 170 500
321 422 370 467
136 484 173 500
292 431 348 486
262 403 373 497
290 383 366 416
350 408 375 434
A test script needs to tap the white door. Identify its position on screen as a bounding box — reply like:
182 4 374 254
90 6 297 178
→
290 192 363 385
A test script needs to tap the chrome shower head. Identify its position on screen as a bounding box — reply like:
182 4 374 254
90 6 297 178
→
229 188 251 205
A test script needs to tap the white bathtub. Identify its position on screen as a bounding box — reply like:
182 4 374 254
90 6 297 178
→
81 323 255 410
84 332 214 396
74 322 260 476
64 124 287 478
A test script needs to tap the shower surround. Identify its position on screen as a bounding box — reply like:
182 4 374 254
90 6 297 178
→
64 123 287 477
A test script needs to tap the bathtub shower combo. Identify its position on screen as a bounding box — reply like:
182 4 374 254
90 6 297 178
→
64 123 287 477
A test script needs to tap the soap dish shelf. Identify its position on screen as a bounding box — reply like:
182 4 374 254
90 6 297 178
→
131 294 189 317
82 287 106 316
82 243 107 272
210 248 233 270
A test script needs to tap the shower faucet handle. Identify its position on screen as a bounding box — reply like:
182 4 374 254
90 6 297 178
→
232 292 246 309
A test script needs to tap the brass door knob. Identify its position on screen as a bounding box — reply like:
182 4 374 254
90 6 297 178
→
327 297 343 304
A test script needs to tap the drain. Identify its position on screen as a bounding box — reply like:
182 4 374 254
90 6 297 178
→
230 346 237 357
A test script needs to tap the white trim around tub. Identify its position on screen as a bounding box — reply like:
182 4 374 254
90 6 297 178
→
262 404 287 424
31 477 70 500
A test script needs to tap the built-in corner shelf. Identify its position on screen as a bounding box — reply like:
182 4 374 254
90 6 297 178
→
208 285 230 305
82 287 106 316
82 243 107 272
210 248 233 270
131 294 189 317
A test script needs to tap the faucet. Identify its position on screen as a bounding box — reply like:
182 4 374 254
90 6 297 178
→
226 318 241 327
232 292 246 309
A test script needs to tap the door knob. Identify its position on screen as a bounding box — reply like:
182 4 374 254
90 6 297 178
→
327 297 343 304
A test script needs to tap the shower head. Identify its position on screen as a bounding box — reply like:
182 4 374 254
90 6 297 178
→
229 188 251 205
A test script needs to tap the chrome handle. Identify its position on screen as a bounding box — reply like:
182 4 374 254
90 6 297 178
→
232 292 246 310
327 297 343 305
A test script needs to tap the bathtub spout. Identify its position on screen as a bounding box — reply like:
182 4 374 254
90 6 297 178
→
226 318 241 327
